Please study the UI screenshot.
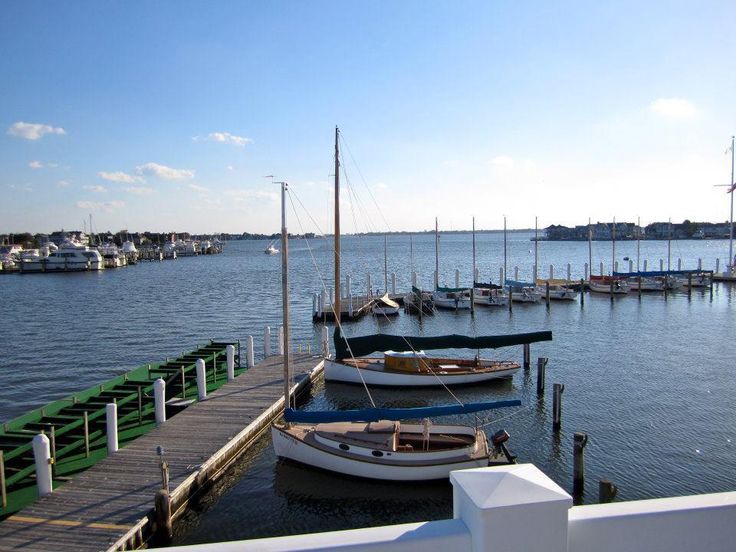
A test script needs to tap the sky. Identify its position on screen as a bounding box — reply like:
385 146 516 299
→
1 1 735 235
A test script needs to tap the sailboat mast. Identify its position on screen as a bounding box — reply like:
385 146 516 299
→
612 217 616 275
435 217 439 290
280 181 291 409
384 234 388 293
588 217 592 276
503 216 507 284
472 216 476 283
667 218 672 272
729 135 735 273
636 216 641 272
534 216 538 282
334 127 341 324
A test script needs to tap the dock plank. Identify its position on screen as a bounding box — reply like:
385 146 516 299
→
0 354 322 551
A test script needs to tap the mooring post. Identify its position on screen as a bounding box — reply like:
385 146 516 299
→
599 261 604 276
278 326 284 355
643 259 648 271
545 281 550 307
196 359 207 400
573 432 588 496
391 272 396 294
698 257 703 270
264 326 271 357
659 259 664 271
106 403 118 455
514 266 519 280
584 262 589 281
322 326 330 357
716 258 720 273
348 290 353 317
83 411 90 458
567 263 571 282
508 290 513 311
499 267 504 285
154 378 166 426
455 268 460 288
226 344 235 381
677 258 682 271
629 259 633 272
367 273 372 297
536 357 547 396
154 489 173 544
580 278 585 306
412 271 417 287
32 434 52 497
0 451 6 508
246 336 254 368
312 293 317 318
49 426 56 477
523 343 530 370
552 383 564 432
638 276 642 299
688 273 692 298
599 480 618 503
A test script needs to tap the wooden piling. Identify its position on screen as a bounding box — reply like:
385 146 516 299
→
688 273 692 298
508 290 513 312
180 367 186 398
545 281 550 307
573 432 588 496
552 383 564 432
580 278 584 307
523 343 530 370
50 426 57 476
154 489 173 544
599 480 618 503
536 357 547 396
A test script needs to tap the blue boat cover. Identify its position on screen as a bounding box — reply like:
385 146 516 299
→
283 399 522 423
505 279 535 288
612 270 713 277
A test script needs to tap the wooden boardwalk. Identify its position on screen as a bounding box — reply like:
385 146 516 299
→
0 354 323 552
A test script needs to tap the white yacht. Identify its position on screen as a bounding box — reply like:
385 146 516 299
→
24 243 104 272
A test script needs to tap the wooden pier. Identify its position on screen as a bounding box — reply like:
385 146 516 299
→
0 354 323 552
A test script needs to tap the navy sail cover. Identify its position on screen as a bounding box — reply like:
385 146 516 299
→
334 327 552 360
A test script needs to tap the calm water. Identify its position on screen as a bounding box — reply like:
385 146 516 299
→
1 233 734 543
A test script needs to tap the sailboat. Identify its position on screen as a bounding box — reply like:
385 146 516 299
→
431 218 472 309
264 240 279 255
271 129 521 480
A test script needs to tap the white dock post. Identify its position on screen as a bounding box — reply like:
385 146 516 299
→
698 257 702 270
677 258 682 271
643 259 648 271
32 434 52 497
411 271 417 287
246 336 254 368
226 344 235 381
566 263 571 282
532 264 537 282
716 258 721 273
264 326 271 357
278 326 284 355
322 326 330 357
629 260 634 272
500 267 504 284
154 378 166 425
474 268 479 283
514 266 519 280
659 259 664 271
599 261 604 276
196 359 207 400
346 275 352 298
106 403 118 454
391 273 396 294
348 291 353 317
451 464 572 552
455 268 460 288
584 263 589 281
549 265 554 280
614 260 619 273
367 273 372 297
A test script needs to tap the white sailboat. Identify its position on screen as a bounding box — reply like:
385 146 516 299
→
271 129 520 480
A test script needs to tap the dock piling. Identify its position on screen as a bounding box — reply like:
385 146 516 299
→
580 278 585 306
196 359 207 400
584 263 589 281
154 378 166 425
154 489 173 544
599 480 618 503
32 434 52 497
0 451 6 508
391 272 396 294
247 336 254 367
226 345 235 381
536 357 548 396
573 432 588 497
107 403 119 454
455 269 460 288
552 383 564 432
322 326 330 357
138 386 143 424
180 367 186 398
567 263 571 281
264 326 272 357
278 326 284 355
545 281 550 307
50 426 57 476
523 344 530 370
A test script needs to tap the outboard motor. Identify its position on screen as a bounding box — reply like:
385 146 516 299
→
491 429 516 464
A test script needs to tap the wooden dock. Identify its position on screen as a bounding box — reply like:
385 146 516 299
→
0 354 323 552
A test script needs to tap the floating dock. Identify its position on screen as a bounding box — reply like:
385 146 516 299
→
0 353 322 551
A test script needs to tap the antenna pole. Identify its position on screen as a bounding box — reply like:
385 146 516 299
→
280 182 290 410
334 127 341 324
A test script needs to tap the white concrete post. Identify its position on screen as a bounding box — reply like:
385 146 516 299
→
367 273 372 296
514 266 519 280
599 261 604 276
411 271 417 288
33 434 53 497
716 258 720 273
322 326 330 357
106 402 118 454
451 464 572 552
391 272 396 294
196 358 207 400
264 326 271 357
346 275 352 298
549 265 554 280
660 259 664 271
226 344 235 381
474 268 480 283
566 263 571 282
532 264 537 282
584 263 589 281
246 336 254 368
614 260 619 273
677 258 682 271
348 291 353 317
644 259 648 271
455 269 460 288
629 260 634 272
278 326 284 355
698 257 702 270
154 378 166 425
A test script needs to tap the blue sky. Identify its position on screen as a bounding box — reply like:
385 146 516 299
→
1 1 735 234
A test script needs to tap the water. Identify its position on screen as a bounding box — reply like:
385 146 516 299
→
1 233 734 543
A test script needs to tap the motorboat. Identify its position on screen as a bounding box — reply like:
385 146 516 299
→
121 241 138 264
98 242 127 268
432 287 472 309
23 243 104 272
265 242 279 255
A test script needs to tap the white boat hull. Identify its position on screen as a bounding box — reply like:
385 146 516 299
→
324 358 518 386
508 289 542 303
432 296 472 309
272 424 492 481
588 281 629 294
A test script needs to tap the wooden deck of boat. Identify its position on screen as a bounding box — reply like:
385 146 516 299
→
0 354 323 552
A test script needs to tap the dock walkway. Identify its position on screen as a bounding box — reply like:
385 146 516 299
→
0 354 323 552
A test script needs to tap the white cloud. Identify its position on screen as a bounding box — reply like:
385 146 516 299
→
188 183 209 192
57 180 71 188
75 200 125 212
83 185 107 193
98 171 144 184
491 155 515 168
29 160 43 169
136 162 194 181
373 182 388 191
226 165 234 171
125 186 154 196
193 132 253 147
7 121 66 140
650 98 699 121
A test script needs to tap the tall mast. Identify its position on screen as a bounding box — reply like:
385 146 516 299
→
279 181 290 409
383 234 388 293
334 127 341 324
667 218 672 272
636 216 641 272
729 135 735 273
435 217 439 290
472 216 476 283
588 217 592 276
534 216 538 281
503 216 507 284
612 217 616 275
